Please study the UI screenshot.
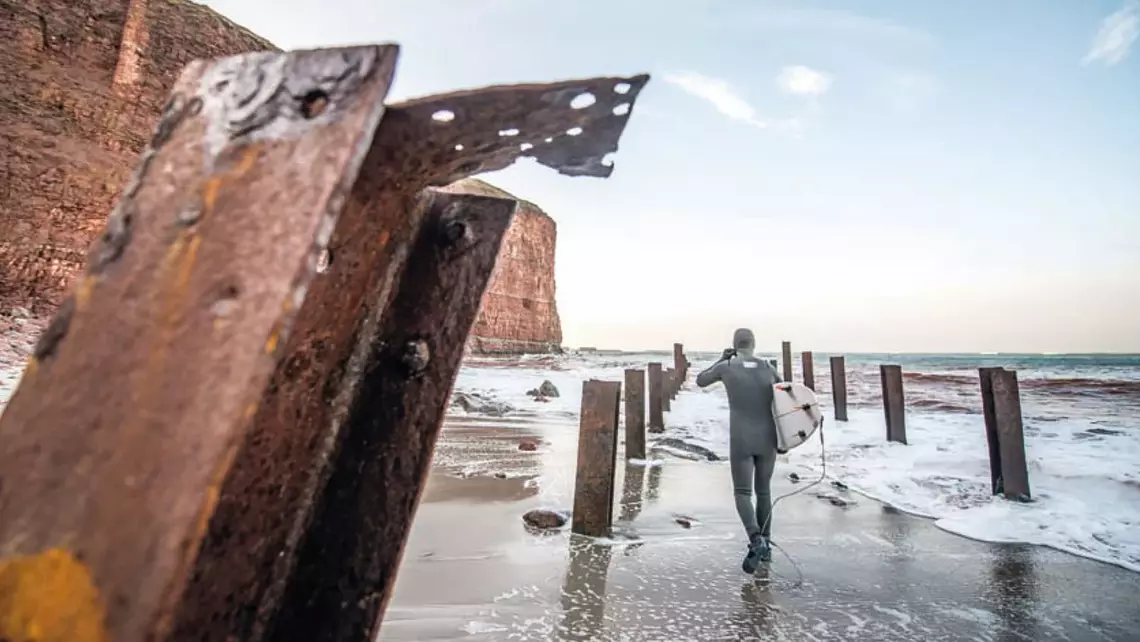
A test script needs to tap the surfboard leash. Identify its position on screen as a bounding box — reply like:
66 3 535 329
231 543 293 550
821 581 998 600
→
763 416 828 588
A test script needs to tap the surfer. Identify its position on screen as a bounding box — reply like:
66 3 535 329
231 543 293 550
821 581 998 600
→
695 328 782 574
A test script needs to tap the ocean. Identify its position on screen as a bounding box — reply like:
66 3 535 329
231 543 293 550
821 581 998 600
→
449 350 1140 574
2 314 1138 574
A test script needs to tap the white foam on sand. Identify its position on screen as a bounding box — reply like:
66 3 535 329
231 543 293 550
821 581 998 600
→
457 354 1140 574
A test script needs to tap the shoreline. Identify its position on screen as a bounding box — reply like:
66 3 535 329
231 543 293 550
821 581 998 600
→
382 411 1140 641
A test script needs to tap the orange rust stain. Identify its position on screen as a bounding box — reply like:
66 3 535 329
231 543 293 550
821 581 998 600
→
202 144 261 214
264 332 279 355
377 229 390 247
0 548 108 642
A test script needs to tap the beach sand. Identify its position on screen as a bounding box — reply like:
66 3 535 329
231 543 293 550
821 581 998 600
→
381 413 1140 641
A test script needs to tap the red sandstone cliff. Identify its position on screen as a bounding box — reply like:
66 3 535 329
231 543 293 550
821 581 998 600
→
437 179 563 354
0 0 562 354
0 0 275 314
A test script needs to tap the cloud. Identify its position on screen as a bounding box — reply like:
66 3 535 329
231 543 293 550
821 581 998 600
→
1083 1 1140 66
662 71 771 129
777 66 832 96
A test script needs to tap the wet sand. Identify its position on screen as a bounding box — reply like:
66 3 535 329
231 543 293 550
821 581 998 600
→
381 413 1140 641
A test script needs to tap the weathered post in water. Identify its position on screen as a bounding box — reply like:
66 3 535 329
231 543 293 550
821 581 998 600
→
0 43 650 642
673 343 686 380
979 368 1031 501
572 380 622 537
624 369 646 459
830 356 848 421
647 362 664 432
802 351 815 390
781 341 793 381
662 369 673 411
881 364 907 444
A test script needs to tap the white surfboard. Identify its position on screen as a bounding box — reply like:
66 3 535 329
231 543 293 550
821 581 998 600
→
772 382 824 452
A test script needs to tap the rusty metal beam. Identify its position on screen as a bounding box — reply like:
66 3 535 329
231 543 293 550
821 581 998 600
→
0 43 650 642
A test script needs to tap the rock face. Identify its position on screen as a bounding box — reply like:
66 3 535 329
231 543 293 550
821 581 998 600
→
0 0 274 315
0 4 563 356
436 179 563 355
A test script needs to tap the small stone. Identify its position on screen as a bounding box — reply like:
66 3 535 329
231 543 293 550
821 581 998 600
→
674 515 696 529
788 472 801 483
831 480 849 491
518 438 539 451
538 380 560 398
523 508 569 531
493 472 507 479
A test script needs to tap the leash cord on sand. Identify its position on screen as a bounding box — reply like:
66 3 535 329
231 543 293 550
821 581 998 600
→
761 417 827 588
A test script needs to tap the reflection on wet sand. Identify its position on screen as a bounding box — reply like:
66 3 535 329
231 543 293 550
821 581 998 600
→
725 571 779 639
557 537 614 641
988 545 1039 642
618 463 646 522
646 457 664 503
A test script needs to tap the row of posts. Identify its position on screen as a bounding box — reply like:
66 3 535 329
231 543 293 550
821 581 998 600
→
571 340 1033 537
571 343 688 537
778 341 1031 503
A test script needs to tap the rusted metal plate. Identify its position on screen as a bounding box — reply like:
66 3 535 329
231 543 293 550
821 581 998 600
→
624 368 646 460
0 42 651 642
572 379 621 538
990 369 1031 501
647 361 664 432
169 72 650 642
262 191 516 642
0 45 398 642
830 356 848 421
881 364 907 445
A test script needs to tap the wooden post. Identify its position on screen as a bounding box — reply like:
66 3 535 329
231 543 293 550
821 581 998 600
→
673 342 686 380
830 356 848 421
666 367 678 399
880 365 907 444
648 362 664 432
802 351 815 390
980 368 1031 501
662 369 672 411
781 341 793 382
624 369 646 460
572 380 622 537
0 45 651 642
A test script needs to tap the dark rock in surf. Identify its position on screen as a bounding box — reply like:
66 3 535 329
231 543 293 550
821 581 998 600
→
519 438 539 451
451 391 513 416
523 508 570 532
788 472 801 483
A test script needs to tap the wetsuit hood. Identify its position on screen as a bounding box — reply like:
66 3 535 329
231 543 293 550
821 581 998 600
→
733 328 756 356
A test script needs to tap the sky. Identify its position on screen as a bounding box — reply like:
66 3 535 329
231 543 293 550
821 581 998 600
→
201 0 1140 353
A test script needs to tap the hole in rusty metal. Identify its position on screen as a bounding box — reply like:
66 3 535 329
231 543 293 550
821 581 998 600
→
454 144 465 151
210 283 241 317
316 249 331 274
612 103 631 116
570 92 596 109
300 90 329 119
520 142 534 152
614 82 631 94
498 128 520 137
432 109 455 123
566 127 583 137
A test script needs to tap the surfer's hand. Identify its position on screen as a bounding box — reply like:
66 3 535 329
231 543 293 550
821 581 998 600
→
720 348 736 361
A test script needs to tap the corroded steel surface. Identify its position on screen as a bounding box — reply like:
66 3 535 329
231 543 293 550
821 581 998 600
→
0 41 651 642
572 379 622 538
0 45 398 642
265 191 516 642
